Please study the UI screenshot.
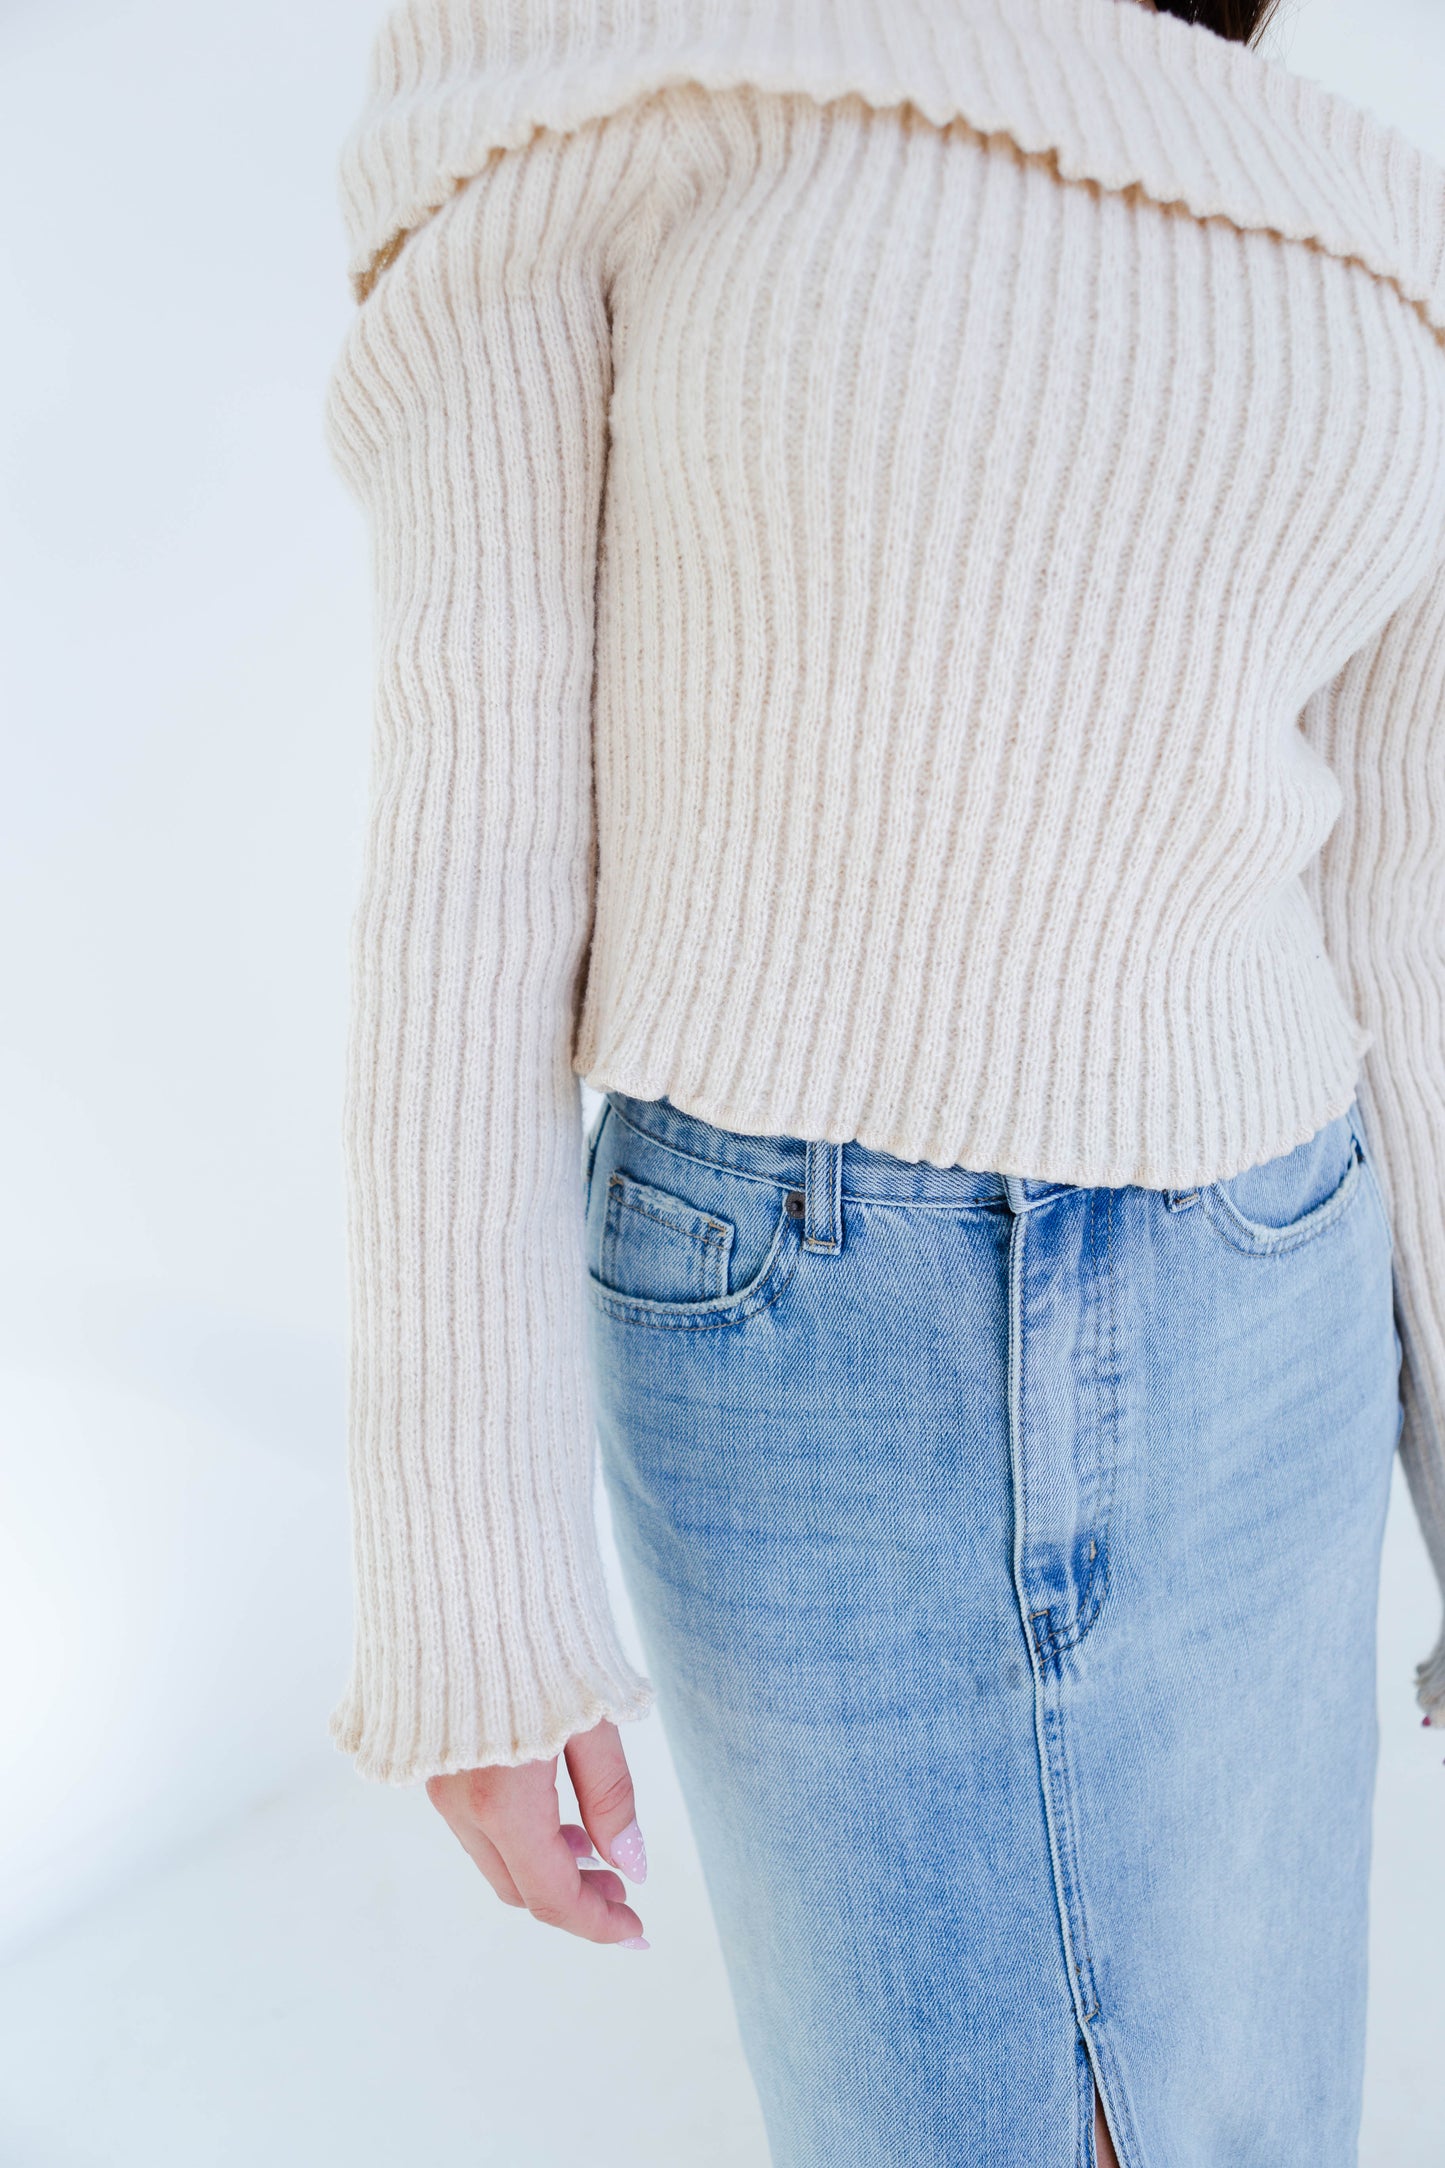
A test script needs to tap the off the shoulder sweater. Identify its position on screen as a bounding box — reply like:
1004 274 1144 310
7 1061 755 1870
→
325 0 1445 1783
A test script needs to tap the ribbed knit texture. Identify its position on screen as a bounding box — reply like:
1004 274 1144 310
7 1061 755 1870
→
327 0 1445 1782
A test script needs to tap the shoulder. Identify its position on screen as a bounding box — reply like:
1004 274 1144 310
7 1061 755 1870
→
340 0 1445 345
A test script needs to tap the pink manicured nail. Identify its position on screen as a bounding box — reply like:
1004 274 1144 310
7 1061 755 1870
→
618 1936 650 1952
609 1819 648 1883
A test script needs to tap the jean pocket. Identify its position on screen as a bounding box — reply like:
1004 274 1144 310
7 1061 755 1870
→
1197 1106 1365 1257
585 1103 801 1328
599 1171 735 1303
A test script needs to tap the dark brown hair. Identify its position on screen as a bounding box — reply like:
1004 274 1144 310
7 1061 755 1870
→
1154 0 1284 44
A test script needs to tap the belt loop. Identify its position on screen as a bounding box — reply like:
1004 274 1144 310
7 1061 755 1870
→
803 1138 844 1253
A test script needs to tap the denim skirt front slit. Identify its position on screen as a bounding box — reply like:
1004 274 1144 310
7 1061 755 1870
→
581 1084 1402 2168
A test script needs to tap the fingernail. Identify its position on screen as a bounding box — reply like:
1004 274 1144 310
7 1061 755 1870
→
618 1935 650 1952
608 1819 648 1883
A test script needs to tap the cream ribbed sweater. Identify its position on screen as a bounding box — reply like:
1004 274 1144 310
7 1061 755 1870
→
326 0 1445 1783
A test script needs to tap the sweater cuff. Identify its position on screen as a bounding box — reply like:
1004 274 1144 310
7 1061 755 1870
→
329 1630 655 1785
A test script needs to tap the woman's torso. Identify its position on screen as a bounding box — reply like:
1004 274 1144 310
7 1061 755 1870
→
574 68 1445 1184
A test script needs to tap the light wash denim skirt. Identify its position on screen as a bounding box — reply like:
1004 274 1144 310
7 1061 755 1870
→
582 1085 1402 2168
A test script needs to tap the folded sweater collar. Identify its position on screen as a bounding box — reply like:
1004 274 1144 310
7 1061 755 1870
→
342 0 1445 339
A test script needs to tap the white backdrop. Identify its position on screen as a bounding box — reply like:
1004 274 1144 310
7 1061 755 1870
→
0 2 1441 2161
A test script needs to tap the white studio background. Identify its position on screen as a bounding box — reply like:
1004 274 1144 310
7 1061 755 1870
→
0 2 1441 2162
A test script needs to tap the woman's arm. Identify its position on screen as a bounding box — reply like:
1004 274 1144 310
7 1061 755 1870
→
326 118 656 1799
1300 537 1445 1721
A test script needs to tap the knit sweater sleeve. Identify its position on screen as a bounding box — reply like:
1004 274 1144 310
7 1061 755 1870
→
1300 539 1445 1724
324 118 657 1783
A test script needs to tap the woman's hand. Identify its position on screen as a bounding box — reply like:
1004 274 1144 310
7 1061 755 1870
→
425 1717 650 1949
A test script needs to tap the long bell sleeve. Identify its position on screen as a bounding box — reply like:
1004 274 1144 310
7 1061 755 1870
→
324 119 656 1783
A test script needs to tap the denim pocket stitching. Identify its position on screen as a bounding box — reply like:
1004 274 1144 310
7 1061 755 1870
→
1197 1135 1364 1256
599 1171 735 1306
602 1172 734 1250
587 1200 800 1329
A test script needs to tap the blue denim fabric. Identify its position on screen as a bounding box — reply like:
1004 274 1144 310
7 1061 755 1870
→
583 1087 1402 2168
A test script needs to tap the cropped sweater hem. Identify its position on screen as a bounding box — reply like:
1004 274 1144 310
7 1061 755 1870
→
575 1047 1376 1196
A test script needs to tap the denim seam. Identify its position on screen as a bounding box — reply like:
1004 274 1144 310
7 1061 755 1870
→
1075 2026 1096 2168
1006 1208 1104 2031
1086 2030 1146 2168
1037 1698 1102 2024
833 1193 1013 1214
1032 1188 1118 1657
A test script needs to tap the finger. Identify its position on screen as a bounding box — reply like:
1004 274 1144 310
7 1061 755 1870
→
499 1818 644 1944
578 1865 628 1904
484 1778 646 1947
565 1720 647 1884
562 1825 635 1898
449 1817 528 1907
425 1773 525 1907
560 1822 600 1865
